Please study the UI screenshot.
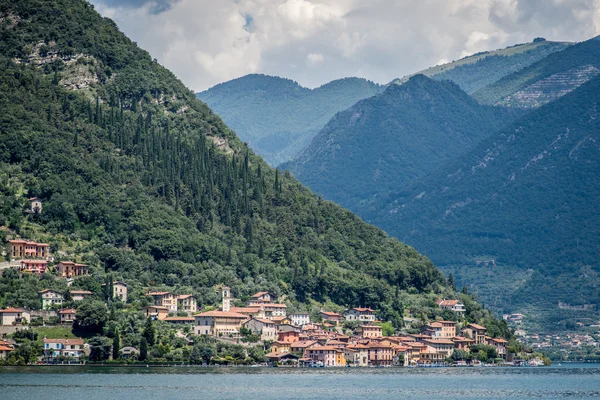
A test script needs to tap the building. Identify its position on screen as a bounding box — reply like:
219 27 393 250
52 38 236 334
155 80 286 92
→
319 311 342 324
289 312 310 326
248 291 273 305
20 259 49 275
488 337 508 358
194 310 248 336
270 340 292 354
278 329 300 343
39 289 63 309
0 308 30 326
452 336 475 351
437 299 466 315
55 261 88 278
29 197 43 214
243 317 278 341
141 306 169 320
163 316 195 325
177 295 197 315
356 325 383 338
345 307 376 322
119 346 139 359
7 240 50 260
230 306 266 319
422 320 456 338
43 338 85 363
306 346 344 366
148 292 178 312
70 290 93 301
58 308 77 324
0 344 13 360
262 303 287 319
422 339 455 357
344 344 369 367
461 323 487 344
367 343 394 366
113 281 128 303
417 345 445 365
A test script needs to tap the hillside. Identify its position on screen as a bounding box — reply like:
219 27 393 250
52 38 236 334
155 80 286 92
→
473 37 600 107
373 75 600 329
392 39 571 94
284 75 522 213
196 74 383 166
0 0 458 325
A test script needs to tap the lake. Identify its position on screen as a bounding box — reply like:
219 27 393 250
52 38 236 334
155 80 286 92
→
1 364 599 399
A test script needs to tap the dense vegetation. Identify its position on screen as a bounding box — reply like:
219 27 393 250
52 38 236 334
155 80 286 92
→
473 37 600 105
284 74 523 213
196 74 383 166
373 75 600 329
0 0 456 324
393 40 571 94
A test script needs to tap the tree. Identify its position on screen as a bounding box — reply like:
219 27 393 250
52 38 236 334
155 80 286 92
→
142 317 155 346
112 329 120 360
139 338 148 361
379 321 395 336
74 300 108 334
88 336 112 361
448 273 455 291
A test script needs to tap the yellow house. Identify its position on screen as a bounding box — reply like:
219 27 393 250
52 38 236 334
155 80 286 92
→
194 310 248 336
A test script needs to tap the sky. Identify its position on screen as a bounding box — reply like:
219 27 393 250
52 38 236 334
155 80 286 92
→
91 0 600 92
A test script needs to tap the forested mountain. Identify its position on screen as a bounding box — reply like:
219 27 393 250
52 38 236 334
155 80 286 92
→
0 0 466 324
284 75 522 212
196 74 383 166
392 39 571 94
373 76 600 329
473 37 600 107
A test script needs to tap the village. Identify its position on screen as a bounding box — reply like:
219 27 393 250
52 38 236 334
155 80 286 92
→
0 199 516 366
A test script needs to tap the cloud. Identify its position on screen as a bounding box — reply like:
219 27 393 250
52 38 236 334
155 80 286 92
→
90 0 600 91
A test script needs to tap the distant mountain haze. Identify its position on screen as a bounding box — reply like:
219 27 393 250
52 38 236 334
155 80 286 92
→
196 74 383 166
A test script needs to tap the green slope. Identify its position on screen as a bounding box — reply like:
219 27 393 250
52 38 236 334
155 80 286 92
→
393 39 571 94
473 37 600 106
196 74 383 166
373 75 600 329
284 75 523 213
0 0 457 323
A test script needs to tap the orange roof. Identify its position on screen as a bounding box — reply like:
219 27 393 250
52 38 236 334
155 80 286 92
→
0 345 13 351
43 338 84 345
437 320 457 324
21 260 48 264
423 339 454 345
264 303 287 308
367 342 393 349
291 341 317 348
59 308 77 314
163 317 195 322
251 291 270 298
426 322 443 328
148 291 171 296
9 239 27 244
195 310 248 318
320 311 341 317
352 307 375 312
0 307 26 313
452 336 474 342
70 290 92 295
489 337 508 343
346 344 369 349
230 307 262 313
465 323 487 331
38 289 62 294
307 346 339 351
358 324 382 329
437 299 461 306
177 294 194 299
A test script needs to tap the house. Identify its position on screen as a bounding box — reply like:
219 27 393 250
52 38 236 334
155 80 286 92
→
0 344 13 360
58 308 77 324
0 308 30 326
29 197 43 214
70 290 93 301
278 329 300 343
367 342 394 366
270 340 292 354
355 324 383 338
163 316 195 324
265 351 299 364
319 311 342 324
345 307 376 323
55 261 88 278
177 294 197 315
262 303 287 319
422 339 455 357
243 317 278 341
422 320 456 338
119 346 139 359
39 289 63 309
452 336 475 351
148 292 178 312
306 345 345 366
7 240 50 260
344 344 369 367
437 299 466 315
488 337 508 358
20 260 48 275
141 306 169 320
393 345 411 366
194 310 248 336
271 316 291 326
461 323 487 344
248 291 273 305
113 281 128 303
290 340 317 356
43 338 85 363
417 345 445 365
230 306 265 319
289 313 310 326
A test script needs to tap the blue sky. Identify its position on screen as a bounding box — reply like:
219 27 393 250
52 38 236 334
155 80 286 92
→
91 0 600 91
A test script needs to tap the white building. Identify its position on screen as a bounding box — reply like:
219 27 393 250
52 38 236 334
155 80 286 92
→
289 313 310 326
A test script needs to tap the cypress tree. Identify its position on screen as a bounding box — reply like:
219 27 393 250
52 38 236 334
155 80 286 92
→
143 317 155 346
112 329 120 360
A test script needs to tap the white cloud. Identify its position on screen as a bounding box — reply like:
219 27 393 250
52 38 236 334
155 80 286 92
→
91 0 600 91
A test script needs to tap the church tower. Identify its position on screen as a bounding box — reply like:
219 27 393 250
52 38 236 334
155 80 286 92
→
222 286 231 312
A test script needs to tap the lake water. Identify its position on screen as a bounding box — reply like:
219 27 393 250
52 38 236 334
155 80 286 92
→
1 364 599 399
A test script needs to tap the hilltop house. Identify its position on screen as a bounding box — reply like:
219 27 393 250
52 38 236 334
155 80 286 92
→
141 306 169 320
345 307 376 322
39 289 63 309
148 292 178 312
20 259 48 275
248 291 273 305
177 294 197 315
0 308 30 326
461 323 488 344
70 290 93 302
58 308 77 323
7 240 50 260
55 261 88 278
319 311 342 324
28 197 42 214
437 299 466 316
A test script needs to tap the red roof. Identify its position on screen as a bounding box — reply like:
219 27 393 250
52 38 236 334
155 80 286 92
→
437 299 461 306
59 308 76 314
0 345 13 351
194 310 248 318
0 307 26 313
320 311 341 317
465 323 487 331
43 338 84 345
251 291 270 298
352 307 375 312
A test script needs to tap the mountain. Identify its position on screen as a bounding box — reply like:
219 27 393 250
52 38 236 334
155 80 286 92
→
373 75 600 330
0 0 477 325
473 37 600 107
284 74 522 212
392 39 572 94
196 74 383 166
